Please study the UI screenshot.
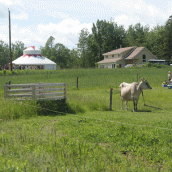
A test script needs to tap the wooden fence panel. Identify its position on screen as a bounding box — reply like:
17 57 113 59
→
4 83 67 102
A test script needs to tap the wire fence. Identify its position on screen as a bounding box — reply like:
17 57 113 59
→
0 97 171 131
0 97 67 115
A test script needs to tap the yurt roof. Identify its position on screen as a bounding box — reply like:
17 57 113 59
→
12 46 56 66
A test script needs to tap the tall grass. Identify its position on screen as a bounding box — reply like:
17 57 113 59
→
0 66 171 90
0 66 171 119
0 99 38 120
1 111 172 171
1 66 172 171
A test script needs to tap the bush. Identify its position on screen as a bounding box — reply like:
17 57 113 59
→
95 63 98 68
145 62 168 68
145 62 153 67
116 64 120 68
3 70 6 75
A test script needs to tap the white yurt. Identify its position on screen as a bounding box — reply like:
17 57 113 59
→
12 46 56 70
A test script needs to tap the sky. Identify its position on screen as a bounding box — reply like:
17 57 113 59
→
0 0 172 50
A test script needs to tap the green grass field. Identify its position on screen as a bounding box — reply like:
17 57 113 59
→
1 66 172 171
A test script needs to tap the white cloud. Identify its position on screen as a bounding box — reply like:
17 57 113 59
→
0 0 171 49
0 24 8 42
12 12 29 20
113 0 168 29
147 5 159 16
0 0 13 6
37 19 92 37
0 19 92 49
47 11 70 19
114 15 143 29
37 19 92 48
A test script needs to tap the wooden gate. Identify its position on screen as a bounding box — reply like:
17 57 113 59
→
4 83 67 102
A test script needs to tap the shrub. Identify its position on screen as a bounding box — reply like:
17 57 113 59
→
116 64 120 68
3 70 6 75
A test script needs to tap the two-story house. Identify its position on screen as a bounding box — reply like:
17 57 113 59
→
98 46 157 69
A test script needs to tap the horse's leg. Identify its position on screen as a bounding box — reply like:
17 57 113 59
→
126 101 128 110
135 100 138 111
121 100 124 110
133 99 136 112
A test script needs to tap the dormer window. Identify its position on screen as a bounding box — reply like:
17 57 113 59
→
105 55 108 59
112 55 114 58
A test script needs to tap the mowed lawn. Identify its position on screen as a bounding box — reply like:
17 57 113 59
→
0 67 172 171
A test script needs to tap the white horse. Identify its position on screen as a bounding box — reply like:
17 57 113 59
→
120 78 152 112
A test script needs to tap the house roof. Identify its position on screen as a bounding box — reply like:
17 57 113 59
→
125 47 144 59
103 47 136 56
98 46 158 65
98 58 122 64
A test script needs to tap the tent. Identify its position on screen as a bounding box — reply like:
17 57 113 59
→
12 46 56 70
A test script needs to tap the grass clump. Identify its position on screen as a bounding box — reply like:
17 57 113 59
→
0 99 38 120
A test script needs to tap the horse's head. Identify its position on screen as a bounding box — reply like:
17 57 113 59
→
141 78 152 90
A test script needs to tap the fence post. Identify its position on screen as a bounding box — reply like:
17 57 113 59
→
9 81 11 90
4 85 8 99
32 85 36 100
64 83 67 103
77 76 78 89
109 88 113 111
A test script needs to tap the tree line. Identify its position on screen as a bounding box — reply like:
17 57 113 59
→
0 15 172 69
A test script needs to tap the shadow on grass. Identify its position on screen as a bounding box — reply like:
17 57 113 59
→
134 110 152 112
37 99 85 116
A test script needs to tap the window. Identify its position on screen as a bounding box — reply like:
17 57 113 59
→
105 55 108 59
112 55 114 58
112 64 115 69
142 54 146 63
100 65 104 69
118 54 121 57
